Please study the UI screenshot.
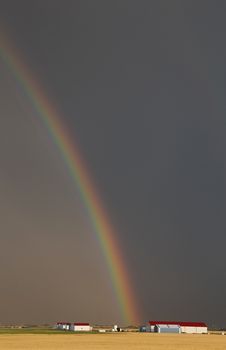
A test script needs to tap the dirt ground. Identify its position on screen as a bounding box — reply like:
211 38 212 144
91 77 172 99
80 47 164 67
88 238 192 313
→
0 333 226 350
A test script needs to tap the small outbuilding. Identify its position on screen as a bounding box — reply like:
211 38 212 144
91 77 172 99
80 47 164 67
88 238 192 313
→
56 322 71 330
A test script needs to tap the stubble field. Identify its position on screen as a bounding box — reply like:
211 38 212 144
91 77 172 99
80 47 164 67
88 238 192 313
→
0 333 226 350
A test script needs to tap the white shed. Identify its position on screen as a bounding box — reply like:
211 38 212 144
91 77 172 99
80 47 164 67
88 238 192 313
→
56 322 71 330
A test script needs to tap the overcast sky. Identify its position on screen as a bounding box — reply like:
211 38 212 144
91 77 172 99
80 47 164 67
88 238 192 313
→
0 0 226 327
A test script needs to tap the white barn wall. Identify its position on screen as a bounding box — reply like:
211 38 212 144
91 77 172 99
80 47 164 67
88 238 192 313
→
197 327 208 334
70 324 92 332
181 326 207 334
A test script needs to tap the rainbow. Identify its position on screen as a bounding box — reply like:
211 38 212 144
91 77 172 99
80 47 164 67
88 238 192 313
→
0 34 140 325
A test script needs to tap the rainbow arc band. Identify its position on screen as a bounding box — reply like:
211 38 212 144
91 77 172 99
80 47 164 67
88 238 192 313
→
0 34 140 325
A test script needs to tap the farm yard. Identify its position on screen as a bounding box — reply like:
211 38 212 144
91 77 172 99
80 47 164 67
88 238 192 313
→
0 333 226 350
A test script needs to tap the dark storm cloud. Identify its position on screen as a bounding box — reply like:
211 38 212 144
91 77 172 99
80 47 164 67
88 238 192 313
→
0 0 226 327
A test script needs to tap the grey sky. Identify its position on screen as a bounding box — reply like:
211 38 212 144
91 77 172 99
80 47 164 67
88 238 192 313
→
0 1 226 327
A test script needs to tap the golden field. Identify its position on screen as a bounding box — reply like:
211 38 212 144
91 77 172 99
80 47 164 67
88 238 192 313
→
0 333 226 350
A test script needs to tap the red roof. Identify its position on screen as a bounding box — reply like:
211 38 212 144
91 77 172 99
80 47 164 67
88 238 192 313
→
73 323 90 326
149 321 207 327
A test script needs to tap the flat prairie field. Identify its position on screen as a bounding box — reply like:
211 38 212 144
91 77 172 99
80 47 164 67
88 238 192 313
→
0 333 226 350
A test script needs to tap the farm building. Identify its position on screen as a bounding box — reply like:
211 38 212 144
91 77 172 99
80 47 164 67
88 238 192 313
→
140 326 148 332
69 323 92 332
148 321 208 334
154 324 181 334
56 322 71 330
